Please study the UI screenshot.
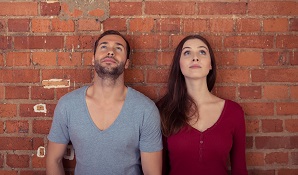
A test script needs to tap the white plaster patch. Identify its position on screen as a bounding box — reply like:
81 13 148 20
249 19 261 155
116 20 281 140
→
34 104 47 113
64 145 75 160
42 79 70 89
37 146 46 158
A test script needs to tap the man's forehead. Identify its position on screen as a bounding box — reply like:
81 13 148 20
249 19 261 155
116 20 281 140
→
99 34 126 46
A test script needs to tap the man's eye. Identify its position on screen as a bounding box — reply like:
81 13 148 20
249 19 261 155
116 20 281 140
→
116 47 123 51
199 50 206 55
100 45 107 49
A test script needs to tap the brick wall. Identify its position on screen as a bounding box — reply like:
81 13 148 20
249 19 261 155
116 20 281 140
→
0 0 297 174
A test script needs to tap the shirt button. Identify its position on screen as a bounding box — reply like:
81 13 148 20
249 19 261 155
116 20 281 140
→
200 141 203 144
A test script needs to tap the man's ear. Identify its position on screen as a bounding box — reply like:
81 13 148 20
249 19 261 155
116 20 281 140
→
125 59 130 69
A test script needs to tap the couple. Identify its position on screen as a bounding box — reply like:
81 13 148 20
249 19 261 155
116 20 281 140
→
46 30 247 175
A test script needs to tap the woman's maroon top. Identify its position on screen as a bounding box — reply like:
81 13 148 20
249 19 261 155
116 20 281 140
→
163 100 248 175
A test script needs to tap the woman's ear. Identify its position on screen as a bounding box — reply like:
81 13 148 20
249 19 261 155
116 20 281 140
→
92 56 95 66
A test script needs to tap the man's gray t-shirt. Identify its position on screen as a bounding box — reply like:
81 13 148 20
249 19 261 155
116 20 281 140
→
48 86 163 175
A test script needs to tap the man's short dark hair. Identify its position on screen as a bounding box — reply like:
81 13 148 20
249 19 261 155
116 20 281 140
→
93 30 131 59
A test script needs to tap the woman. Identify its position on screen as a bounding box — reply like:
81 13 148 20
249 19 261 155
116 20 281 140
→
157 35 248 175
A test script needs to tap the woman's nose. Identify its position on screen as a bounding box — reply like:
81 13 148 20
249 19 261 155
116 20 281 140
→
192 58 199 62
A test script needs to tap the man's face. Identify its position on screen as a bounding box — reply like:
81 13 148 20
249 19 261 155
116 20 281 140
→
93 34 129 80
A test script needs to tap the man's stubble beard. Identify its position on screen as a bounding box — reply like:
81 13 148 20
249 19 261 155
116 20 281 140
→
94 59 126 81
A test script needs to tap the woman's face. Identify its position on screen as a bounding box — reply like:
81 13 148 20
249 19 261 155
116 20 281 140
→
179 38 212 80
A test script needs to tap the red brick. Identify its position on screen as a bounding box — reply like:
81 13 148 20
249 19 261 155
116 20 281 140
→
198 2 246 15
276 35 298 49
145 1 196 15
290 86 298 99
247 169 275 175
20 104 55 118
246 136 253 149
147 69 169 83
278 169 298 175
0 19 5 32
214 51 235 66
52 18 75 32
31 86 55 100
291 152 298 165
285 119 298 132
7 154 29 168
290 18 298 31
131 52 157 66
129 18 155 33
130 35 169 50
0 137 39 150
265 152 288 164
32 19 51 33
245 119 260 133
20 171 46 175
0 54 3 67
246 152 265 166
33 120 52 134
102 18 127 32
262 119 283 133
212 86 236 100
88 9 105 18
40 2 60 16
252 69 298 82
240 102 274 116
236 18 261 32
0 36 12 49
0 69 39 83
263 18 288 32
277 102 298 115
8 19 30 32
56 87 77 99
236 51 262 66
182 19 208 33
0 2 38 16
210 19 234 33
239 86 261 99
6 52 31 67
263 85 288 100
32 154 46 168
248 1 298 16
157 18 180 33
217 69 250 83
255 136 297 149
66 35 97 50
110 2 142 16
58 52 82 66
32 52 56 66
14 36 64 49
0 153 3 167
124 69 144 83
172 35 223 50
82 52 93 66
131 85 158 100
60 2 83 18
290 51 298 65
224 35 274 48
41 69 92 83
0 104 17 118
5 86 29 99
0 170 17 175
5 120 29 133
0 86 3 100
157 51 173 66
78 19 101 31
263 51 289 66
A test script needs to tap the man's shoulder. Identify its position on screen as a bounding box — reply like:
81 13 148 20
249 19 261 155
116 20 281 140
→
59 86 88 102
128 87 155 104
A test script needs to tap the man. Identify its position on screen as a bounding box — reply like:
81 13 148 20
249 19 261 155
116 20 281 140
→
46 30 162 175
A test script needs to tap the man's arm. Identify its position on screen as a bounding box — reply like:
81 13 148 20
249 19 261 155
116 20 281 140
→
141 150 162 175
46 141 68 175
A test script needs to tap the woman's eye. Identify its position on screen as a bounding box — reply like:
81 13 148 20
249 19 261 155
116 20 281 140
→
199 50 206 55
183 51 190 56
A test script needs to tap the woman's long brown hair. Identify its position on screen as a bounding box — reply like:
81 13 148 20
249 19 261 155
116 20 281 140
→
156 35 217 137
